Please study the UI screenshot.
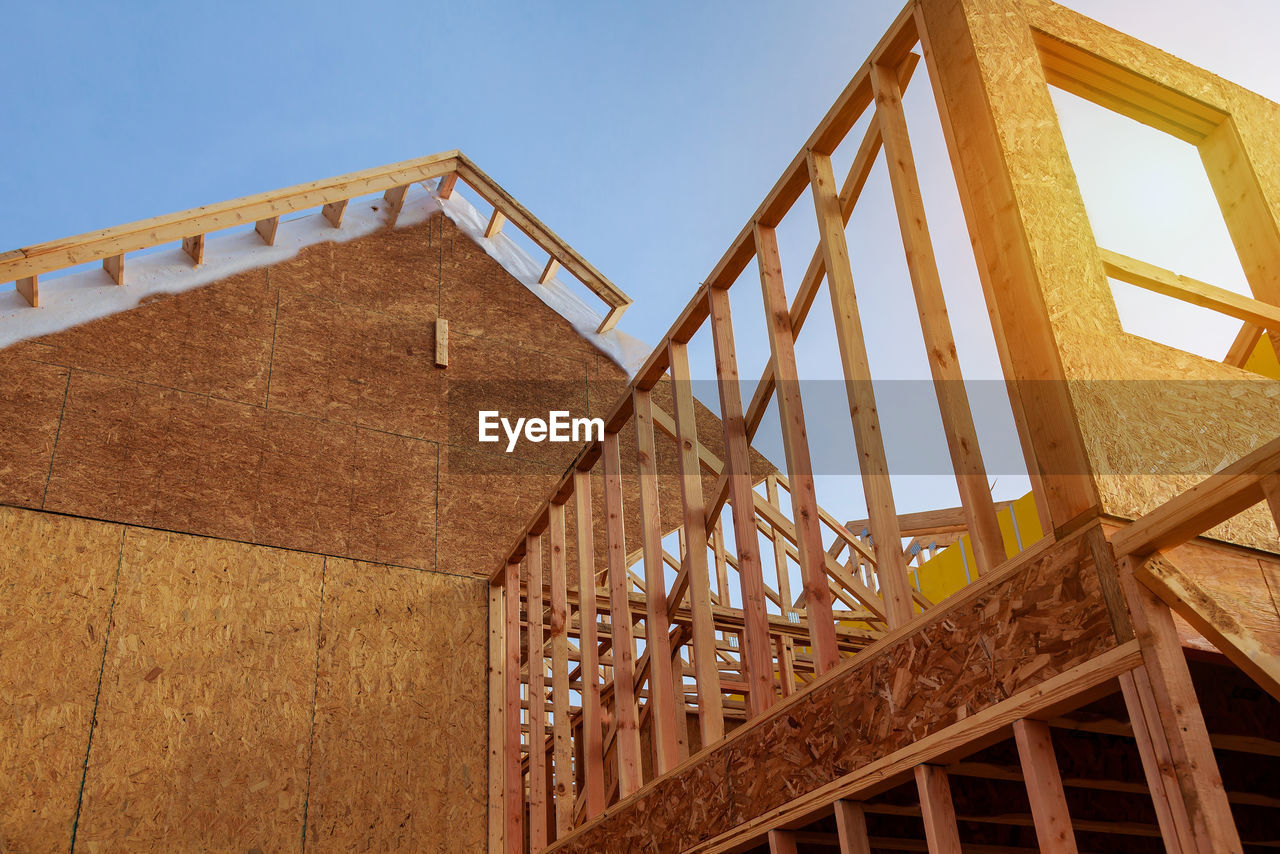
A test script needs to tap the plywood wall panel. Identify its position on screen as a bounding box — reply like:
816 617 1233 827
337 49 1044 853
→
0 507 122 853
0 354 68 509
348 428 438 570
305 559 487 852
74 528 323 851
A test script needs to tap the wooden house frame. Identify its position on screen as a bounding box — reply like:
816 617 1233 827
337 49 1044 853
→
487 0 1280 852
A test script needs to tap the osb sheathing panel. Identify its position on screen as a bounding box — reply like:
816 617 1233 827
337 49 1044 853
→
74 527 324 851
0 506 121 853
549 531 1118 853
948 0 1280 549
0 209 653 577
1164 538 1280 656
305 559 487 853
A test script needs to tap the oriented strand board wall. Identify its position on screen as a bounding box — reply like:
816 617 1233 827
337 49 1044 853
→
0 505 487 853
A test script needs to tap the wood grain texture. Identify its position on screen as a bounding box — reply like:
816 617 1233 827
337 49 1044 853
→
306 559 487 853
74 528 324 851
547 532 1119 853
0 507 122 853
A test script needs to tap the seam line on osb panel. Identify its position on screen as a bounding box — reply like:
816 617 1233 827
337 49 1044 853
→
41 366 72 510
265 271 280 410
68 525 126 853
299 555 328 853
0 502 486 585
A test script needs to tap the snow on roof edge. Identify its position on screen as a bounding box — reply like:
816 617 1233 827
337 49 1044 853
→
0 182 649 377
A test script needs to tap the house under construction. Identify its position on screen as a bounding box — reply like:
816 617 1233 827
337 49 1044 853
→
3 0 1280 852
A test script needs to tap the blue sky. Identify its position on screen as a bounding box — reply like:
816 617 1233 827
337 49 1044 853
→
4 1 1280 525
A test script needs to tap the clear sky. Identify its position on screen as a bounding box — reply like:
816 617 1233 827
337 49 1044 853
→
4 0 1280 527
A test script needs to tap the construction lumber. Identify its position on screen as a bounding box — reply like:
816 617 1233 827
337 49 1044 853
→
548 503 574 837
321 199 347 228
668 340 725 745
504 561 524 854
708 285 775 716
602 431 643 796
436 172 458 199
0 150 458 283
572 470 607 818
807 149 913 628
527 537 549 850
833 800 872 854
382 184 410 226
15 276 37 307
485 209 507 239
489 582 507 854
870 57 1004 575
1118 555 1243 853
1012 719 1078 853
914 764 962 854
434 317 449 368
254 216 279 246
754 222 839 672
103 253 125 284
767 829 799 854
633 388 681 773
181 234 205 265
1119 668 1195 853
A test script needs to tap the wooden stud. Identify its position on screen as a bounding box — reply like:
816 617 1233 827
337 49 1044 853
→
767 829 799 854
15 276 37 307
181 234 205 266
489 581 507 854
807 149 913 629
755 222 841 670
527 536 548 851
572 469 606 818
548 503 574 838
774 635 795 698
708 285 776 716
1119 555 1243 853
1102 248 1280 332
870 59 1005 574
1224 322 1262 366
1120 668 1195 854
764 477 793 611
503 561 523 854
539 258 561 285
834 800 872 854
602 431 643 796
383 184 410 226
254 216 279 246
485 209 507 239
914 764 963 854
668 340 726 746
436 172 459 199
1013 718 1078 853
633 388 682 774
435 318 449 368
321 199 348 228
103 254 124 285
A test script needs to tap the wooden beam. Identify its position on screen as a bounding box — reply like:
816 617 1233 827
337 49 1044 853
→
383 184 410 226
437 172 459 199
254 216 279 246
767 829 799 854
485 209 508 239
539 258 561 284
1120 668 1195 854
573 470 607 819
503 560 524 854
602 431 643 796
1013 719 1078 853
181 234 205 266
102 254 124 285
1224 322 1262 367
870 58 1005 574
834 800 872 854
668 340 725 746
755 221 840 673
1 151 459 283
15 276 37 307
527 536 549 851
321 199 347 228
807 149 913 629
1101 247 1280 332
1110 434 1280 557
548 503 574 838
435 318 449 368
914 764 962 854
488 581 506 854
708 285 776 716
633 387 681 774
1119 555 1243 853
1136 552 1280 703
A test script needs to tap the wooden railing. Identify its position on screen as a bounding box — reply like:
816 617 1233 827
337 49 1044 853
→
0 152 631 332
